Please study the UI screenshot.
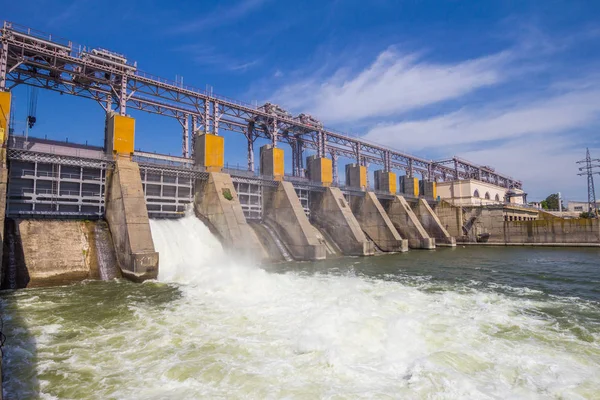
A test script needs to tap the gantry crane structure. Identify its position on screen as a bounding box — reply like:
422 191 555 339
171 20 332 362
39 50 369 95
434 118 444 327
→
0 21 522 189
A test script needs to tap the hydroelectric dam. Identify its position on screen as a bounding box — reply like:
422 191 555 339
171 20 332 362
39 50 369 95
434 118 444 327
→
0 20 530 286
1 20 600 400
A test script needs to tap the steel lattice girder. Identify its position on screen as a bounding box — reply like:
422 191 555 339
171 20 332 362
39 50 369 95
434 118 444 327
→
7 148 112 168
0 22 522 189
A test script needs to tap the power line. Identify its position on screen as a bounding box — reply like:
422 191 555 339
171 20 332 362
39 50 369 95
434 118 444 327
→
576 148 600 216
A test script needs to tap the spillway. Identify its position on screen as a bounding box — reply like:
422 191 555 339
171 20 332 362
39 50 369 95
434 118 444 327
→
0 215 598 398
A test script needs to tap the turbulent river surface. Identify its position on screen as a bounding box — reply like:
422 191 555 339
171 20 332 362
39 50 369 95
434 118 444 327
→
1 215 600 399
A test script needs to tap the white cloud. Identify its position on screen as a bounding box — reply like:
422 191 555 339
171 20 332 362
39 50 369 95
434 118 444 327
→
363 86 600 151
271 48 511 123
457 137 597 201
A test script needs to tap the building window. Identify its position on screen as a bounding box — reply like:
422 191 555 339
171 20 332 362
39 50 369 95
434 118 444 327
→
495 194 500 202
474 189 480 198
485 192 490 200
574 206 583 211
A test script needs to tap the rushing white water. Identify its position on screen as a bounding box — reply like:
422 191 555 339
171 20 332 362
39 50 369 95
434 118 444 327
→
145 215 600 399
2 215 599 399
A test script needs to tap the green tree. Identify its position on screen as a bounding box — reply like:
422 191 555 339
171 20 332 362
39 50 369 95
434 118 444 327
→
543 193 565 210
540 200 549 210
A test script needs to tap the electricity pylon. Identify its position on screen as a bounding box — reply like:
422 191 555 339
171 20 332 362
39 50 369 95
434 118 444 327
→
577 148 600 216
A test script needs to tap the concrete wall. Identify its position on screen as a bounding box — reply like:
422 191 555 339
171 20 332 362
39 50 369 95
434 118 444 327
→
6 220 116 288
195 172 267 259
105 159 159 281
263 181 326 260
432 200 464 238
383 195 435 249
309 187 374 256
350 192 408 252
414 199 456 246
435 201 600 245
499 212 599 245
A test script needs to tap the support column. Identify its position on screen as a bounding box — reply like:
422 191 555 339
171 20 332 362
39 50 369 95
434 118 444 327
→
118 74 127 116
331 152 338 185
0 91 11 288
374 170 397 194
204 100 210 133
260 144 284 180
0 40 8 90
291 141 298 176
247 134 254 172
308 156 333 186
180 114 189 158
345 163 367 190
191 115 198 159
194 132 224 172
420 180 436 199
400 175 419 197
214 101 220 135
105 112 135 158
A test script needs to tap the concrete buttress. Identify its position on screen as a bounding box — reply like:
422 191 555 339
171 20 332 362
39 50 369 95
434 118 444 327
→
105 159 159 281
414 199 456 247
195 172 267 259
350 192 408 252
309 187 374 256
384 195 436 249
263 181 327 260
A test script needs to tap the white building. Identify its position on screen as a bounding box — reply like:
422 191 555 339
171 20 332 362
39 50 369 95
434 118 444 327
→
567 200 600 212
436 179 526 206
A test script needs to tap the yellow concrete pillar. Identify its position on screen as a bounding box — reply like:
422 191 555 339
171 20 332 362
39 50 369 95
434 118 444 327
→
195 133 224 172
411 177 419 197
260 145 284 181
309 157 333 186
0 91 11 146
345 164 367 189
106 113 135 158
375 170 397 194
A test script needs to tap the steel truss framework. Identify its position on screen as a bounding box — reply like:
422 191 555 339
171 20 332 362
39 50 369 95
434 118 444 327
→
0 21 521 189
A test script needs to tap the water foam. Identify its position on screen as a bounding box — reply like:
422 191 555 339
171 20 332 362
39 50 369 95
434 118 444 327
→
1 214 599 399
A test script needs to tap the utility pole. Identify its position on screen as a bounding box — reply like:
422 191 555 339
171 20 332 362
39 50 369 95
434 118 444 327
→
576 148 600 216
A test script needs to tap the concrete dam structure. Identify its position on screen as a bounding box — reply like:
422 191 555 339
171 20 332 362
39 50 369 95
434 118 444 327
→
0 20 598 290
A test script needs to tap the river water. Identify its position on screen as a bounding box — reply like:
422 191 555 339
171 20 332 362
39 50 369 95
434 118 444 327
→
1 215 599 399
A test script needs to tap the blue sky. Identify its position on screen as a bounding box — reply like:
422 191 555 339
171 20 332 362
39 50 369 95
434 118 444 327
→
3 0 600 201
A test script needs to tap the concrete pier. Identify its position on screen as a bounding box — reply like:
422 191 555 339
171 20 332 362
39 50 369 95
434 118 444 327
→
194 172 266 258
105 159 159 281
420 180 437 198
308 156 333 186
400 176 419 197
263 181 327 260
350 192 408 252
414 199 456 246
310 187 374 256
383 195 435 249
260 144 284 180
374 170 397 194
345 164 367 190
0 91 12 289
